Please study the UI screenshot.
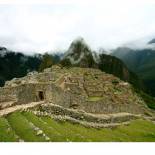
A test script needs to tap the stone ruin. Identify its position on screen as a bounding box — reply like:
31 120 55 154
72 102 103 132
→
0 65 152 117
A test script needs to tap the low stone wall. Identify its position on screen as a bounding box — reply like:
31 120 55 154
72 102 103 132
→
32 111 131 129
35 103 140 124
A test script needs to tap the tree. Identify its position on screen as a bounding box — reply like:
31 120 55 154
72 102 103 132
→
39 53 53 72
60 58 72 68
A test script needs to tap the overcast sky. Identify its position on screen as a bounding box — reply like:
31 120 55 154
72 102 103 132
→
0 0 155 54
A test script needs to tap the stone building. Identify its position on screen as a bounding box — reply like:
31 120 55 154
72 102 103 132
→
0 65 151 115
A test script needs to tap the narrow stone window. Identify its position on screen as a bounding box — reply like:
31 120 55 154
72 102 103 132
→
38 91 44 100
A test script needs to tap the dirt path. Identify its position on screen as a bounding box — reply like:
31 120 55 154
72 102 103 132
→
0 101 44 117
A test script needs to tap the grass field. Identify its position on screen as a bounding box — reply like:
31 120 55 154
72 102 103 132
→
1 111 155 142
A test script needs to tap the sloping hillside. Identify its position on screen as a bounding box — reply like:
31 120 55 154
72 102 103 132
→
112 47 155 96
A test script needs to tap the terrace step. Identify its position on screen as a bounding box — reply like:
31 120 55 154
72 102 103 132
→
50 114 131 128
24 103 144 128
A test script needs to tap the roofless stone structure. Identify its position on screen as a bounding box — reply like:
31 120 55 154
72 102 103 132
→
0 65 152 116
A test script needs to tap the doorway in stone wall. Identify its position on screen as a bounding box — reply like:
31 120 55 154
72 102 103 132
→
38 91 44 100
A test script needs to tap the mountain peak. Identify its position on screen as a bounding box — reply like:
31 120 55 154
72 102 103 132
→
0 46 8 57
148 38 155 44
64 37 95 67
67 37 91 56
0 47 7 51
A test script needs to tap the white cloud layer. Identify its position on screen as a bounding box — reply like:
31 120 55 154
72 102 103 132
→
0 0 155 53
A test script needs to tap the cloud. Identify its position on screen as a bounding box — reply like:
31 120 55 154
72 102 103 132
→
0 0 155 53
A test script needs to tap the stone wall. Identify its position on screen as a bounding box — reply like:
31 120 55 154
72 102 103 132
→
0 87 18 102
80 100 150 115
0 66 152 116
36 103 140 124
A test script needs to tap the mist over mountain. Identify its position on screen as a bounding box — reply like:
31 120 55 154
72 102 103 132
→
148 38 155 44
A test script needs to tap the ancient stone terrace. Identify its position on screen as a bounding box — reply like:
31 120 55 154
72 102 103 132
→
0 65 153 117
1 65 155 128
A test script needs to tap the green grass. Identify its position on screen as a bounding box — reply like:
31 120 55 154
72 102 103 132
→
42 116 88 142
7 112 46 142
1 111 155 142
23 112 67 142
0 117 18 142
87 96 103 102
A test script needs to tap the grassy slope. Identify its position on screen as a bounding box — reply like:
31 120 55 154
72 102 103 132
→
7 112 46 142
23 112 67 142
1 111 155 142
133 87 155 110
0 117 18 142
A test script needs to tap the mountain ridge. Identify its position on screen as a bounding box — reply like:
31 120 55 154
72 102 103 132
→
111 40 155 97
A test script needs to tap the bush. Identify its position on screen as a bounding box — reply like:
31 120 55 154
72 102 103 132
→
39 53 53 72
60 59 72 68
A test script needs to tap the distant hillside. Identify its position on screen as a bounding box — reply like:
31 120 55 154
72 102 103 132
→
0 48 61 87
148 38 155 44
0 48 42 86
112 46 155 96
98 53 142 89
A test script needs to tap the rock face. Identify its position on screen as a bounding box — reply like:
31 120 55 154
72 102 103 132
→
0 65 152 116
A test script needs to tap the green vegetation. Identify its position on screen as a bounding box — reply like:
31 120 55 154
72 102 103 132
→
23 112 66 142
60 58 72 68
112 48 155 97
0 117 18 142
39 53 54 72
0 48 61 87
42 116 88 142
134 88 155 110
0 111 155 142
87 96 103 102
98 53 142 90
7 112 45 142
0 49 42 87
112 79 120 84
